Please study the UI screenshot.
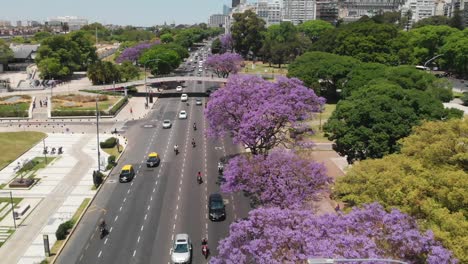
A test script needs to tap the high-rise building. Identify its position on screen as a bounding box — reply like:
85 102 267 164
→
256 0 282 26
0 20 12 28
209 14 228 27
340 0 401 22
316 0 339 23
47 16 88 31
282 0 317 25
223 4 232 15
232 0 241 8
401 0 436 24
16 21 22 27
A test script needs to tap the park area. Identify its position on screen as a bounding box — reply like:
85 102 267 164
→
0 95 31 118
241 61 288 77
51 94 127 117
0 132 46 170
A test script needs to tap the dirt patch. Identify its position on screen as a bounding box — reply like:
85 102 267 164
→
52 94 119 111
0 95 31 105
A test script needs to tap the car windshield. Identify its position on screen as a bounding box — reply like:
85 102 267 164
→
211 200 224 210
121 169 131 175
174 243 188 253
148 157 158 162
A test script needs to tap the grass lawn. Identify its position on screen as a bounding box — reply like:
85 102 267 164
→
52 94 120 111
0 132 46 170
241 61 289 75
453 91 464 98
17 157 56 179
0 229 14 247
102 145 123 157
0 95 31 117
304 104 337 143
0 197 23 222
48 198 90 260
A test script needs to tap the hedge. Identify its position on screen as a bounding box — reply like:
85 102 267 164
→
0 110 28 118
100 137 117 148
108 96 128 116
55 220 74 240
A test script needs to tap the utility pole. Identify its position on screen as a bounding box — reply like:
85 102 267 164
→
95 97 101 171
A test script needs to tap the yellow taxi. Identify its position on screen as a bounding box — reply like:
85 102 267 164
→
119 165 135 183
146 152 160 167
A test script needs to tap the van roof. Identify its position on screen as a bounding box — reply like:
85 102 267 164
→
122 165 132 170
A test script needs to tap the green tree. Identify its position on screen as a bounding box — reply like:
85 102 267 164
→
413 16 451 28
139 47 181 75
38 58 68 79
343 62 388 98
231 10 266 57
69 30 98 68
33 32 53 43
288 51 359 100
334 119 468 262
0 39 13 65
211 38 222 54
118 61 140 82
440 28 468 75
297 19 334 42
323 82 450 162
261 22 304 68
87 61 121 85
160 33 174 43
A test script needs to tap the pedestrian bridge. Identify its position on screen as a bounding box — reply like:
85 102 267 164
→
91 76 228 90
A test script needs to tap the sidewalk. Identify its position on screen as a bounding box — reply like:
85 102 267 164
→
0 133 123 264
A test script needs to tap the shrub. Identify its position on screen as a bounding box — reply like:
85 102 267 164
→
462 92 468 106
106 155 116 170
55 220 74 240
100 137 117 148
93 170 104 187
51 110 100 117
108 96 128 116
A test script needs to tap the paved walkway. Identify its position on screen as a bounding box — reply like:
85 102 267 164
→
0 133 124 264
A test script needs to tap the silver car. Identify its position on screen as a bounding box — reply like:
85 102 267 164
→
162 120 172 128
171 233 191 264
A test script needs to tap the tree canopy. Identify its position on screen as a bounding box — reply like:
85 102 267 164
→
221 150 330 208
296 19 334 42
0 39 13 65
323 82 456 162
212 203 456 264
334 119 468 262
231 10 266 57
205 52 243 78
205 75 324 155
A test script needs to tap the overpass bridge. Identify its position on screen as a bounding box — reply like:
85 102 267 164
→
89 75 228 90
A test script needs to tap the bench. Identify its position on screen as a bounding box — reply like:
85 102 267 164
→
13 204 30 219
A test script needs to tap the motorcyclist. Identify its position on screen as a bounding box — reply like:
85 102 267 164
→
99 219 106 229
197 171 202 184
193 122 197 130
174 144 179 153
191 138 196 147
201 238 209 258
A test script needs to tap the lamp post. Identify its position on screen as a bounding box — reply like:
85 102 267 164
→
95 97 101 172
143 58 160 107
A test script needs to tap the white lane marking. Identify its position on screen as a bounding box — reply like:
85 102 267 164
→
109 227 113 233
123 197 126 203
119 206 122 212
141 225 144 231
133 250 136 257
144 214 147 220
150 196 153 201
153 188 155 193
114 215 118 222
127 189 130 194
98 251 102 258
90 233 94 240
104 238 108 244
147 205 151 211
79 254 83 261
137 236 141 243
131 182 133 186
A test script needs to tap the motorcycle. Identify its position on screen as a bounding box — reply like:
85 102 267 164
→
192 141 196 148
201 239 209 259
197 175 203 184
99 226 107 239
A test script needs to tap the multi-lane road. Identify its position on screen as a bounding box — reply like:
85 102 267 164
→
56 78 250 264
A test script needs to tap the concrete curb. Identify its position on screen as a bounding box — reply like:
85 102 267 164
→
50 136 128 264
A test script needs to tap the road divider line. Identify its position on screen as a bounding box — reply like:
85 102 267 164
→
133 250 136 257
114 215 118 222
119 206 122 211
104 238 108 244
98 250 102 258
138 236 141 243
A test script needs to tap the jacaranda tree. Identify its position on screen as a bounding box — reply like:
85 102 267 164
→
116 40 160 63
211 203 457 264
220 33 234 53
205 75 325 155
221 150 331 208
205 53 243 78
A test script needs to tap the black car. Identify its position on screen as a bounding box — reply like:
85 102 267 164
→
208 193 226 221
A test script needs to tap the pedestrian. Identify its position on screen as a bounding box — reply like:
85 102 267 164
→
130 107 133 114
33 101 36 109
334 204 340 212
39 100 43 107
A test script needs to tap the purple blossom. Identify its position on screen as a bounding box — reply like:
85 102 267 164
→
221 149 331 208
116 40 160 63
211 203 457 264
220 33 234 53
205 52 243 78
205 75 325 155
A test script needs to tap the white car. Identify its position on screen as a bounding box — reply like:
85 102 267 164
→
195 98 202 105
162 120 172 128
176 86 183 92
180 94 188 102
199 68 203 72
179 110 187 119
171 234 191 264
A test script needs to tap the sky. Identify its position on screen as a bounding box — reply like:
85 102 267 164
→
0 0 237 26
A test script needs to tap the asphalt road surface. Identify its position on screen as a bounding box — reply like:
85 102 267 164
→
55 79 250 264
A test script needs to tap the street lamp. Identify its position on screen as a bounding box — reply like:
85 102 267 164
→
143 58 160 106
95 97 101 172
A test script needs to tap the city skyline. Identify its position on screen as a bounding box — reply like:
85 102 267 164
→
0 0 239 26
